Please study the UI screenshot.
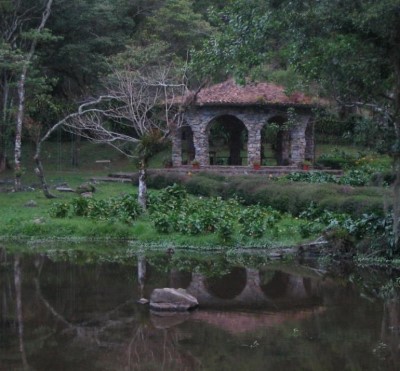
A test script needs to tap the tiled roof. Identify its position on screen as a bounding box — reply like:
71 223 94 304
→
179 79 316 107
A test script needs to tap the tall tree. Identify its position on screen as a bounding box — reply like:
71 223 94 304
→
13 0 54 191
0 0 55 189
192 0 400 253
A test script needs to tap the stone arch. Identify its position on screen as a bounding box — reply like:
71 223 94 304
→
262 115 291 166
207 114 248 166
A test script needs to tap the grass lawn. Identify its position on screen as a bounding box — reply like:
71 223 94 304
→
0 176 313 249
0 140 392 250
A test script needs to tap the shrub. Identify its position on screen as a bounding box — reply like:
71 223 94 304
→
49 193 142 224
285 171 338 183
49 202 70 218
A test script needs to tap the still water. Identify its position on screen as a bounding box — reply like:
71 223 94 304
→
0 246 399 371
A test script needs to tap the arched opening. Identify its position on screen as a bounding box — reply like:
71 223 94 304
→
262 116 291 166
180 126 195 165
208 115 247 166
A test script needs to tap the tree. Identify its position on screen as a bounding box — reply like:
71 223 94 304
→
59 55 188 209
192 0 400 253
0 0 54 189
42 0 140 98
13 0 54 191
138 0 212 61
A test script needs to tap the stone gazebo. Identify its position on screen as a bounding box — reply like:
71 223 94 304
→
171 79 317 168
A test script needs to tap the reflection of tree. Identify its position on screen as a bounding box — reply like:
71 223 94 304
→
34 275 137 346
14 255 29 370
30 257 199 370
138 255 146 299
127 324 201 371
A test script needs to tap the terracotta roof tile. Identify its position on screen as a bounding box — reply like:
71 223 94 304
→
179 79 316 107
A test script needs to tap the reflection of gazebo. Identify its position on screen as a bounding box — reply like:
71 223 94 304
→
171 79 317 167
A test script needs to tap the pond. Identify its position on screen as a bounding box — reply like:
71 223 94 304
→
0 245 399 371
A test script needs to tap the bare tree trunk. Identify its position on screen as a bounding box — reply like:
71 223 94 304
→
14 70 26 191
34 127 57 198
13 0 53 191
34 154 56 199
138 165 147 210
0 73 11 173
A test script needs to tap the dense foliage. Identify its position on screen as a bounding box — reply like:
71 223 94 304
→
49 184 283 244
2 0 400 256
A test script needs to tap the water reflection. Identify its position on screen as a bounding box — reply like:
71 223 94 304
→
0 246 399 370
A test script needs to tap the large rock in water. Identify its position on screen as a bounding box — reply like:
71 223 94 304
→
150 288 198 312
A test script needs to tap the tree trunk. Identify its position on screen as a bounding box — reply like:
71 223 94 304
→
34 153 56 199
34 125 56 199
14 70 26 191
13 0 53 191
138 164 147 211
0 73 10 173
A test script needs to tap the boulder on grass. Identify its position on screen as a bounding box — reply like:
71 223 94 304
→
150 288 198 312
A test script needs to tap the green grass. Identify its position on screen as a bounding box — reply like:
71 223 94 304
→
0 140 392 251
0 179 314 248
0 181 138 240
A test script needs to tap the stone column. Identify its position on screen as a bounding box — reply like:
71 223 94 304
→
192 120 209 165
290 116 310 165
171 128 182 167
247 126 262 165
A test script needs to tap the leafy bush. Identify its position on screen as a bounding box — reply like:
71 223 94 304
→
283 167 376 187
285 171 338 183
50 193 142 224
338 169 372 186
299 202 395 256
49 202 70 218
147 185 283 242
